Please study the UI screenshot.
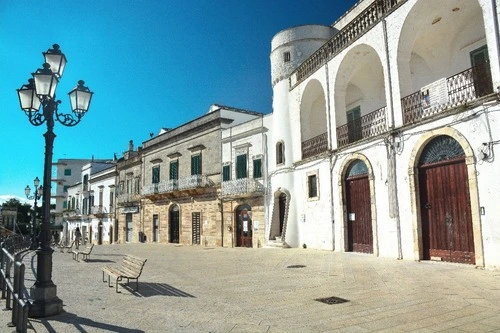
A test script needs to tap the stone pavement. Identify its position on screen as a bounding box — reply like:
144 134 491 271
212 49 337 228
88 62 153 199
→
1 243 500 333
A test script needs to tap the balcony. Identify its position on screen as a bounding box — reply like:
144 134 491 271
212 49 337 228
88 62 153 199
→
336 106 387 148
90 206 109 218
402 63 493 125
221 178 265 198
290 0 403 89
142 175 214 199
116 192 141 205
302 132 328 159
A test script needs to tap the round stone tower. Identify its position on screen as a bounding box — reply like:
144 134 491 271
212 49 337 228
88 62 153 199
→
268 25 335 247
270 25 335 87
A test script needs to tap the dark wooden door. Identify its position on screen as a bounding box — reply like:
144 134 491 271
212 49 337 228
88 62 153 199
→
419 158 475 264
236 209 252 248
169 209 180 243
345 174 373 253
192 212 201 245
278 193 286 235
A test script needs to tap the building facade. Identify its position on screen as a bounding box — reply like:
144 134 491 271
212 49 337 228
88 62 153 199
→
128 105 263 247
220 115 270 248
269 0 500 269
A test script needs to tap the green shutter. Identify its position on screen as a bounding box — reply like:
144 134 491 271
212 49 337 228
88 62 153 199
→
223 165 231 181
236 154 247 179
253 159 262 178
170 161 178 180
152 166 160 183
191 155 201 175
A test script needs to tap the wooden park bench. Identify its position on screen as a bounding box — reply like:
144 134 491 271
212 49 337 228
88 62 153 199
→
102 255 147 293
58 240 75 253
72 244 94 262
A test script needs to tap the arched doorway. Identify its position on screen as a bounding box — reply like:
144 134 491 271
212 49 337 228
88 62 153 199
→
169 205 180 244
97 221 103 245
344 159 373 253
109 224 113 244
418 135 475 264
235 204 252 248
270 190 289 242
279 193 286 235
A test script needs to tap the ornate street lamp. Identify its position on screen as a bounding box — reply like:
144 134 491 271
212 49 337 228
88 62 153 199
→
25 177 42 248
16 44 93 317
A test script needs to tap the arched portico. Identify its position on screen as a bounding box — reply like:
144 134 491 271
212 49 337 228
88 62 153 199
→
334 44 387 148
300 79 328 159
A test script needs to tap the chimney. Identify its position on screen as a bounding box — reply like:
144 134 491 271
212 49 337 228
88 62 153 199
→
128 140 134 152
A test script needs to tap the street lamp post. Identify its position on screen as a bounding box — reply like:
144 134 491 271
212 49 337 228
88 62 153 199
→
17 44 93 317
25 177 42 248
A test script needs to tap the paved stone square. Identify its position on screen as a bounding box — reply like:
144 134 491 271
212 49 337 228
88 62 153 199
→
2 243 500 332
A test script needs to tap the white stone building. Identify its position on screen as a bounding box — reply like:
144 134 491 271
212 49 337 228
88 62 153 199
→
268 0 500 269
220 114 271 248
61 160 116 245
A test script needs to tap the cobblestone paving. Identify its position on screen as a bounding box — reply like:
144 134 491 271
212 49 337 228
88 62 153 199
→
1 243 500 332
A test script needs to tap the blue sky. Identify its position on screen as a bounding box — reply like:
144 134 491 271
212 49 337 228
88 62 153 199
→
0 0 358 203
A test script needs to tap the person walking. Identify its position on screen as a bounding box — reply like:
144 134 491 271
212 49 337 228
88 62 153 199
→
75 227 82 250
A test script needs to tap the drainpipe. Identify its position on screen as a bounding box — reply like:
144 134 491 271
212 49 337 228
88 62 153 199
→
325 61 336 251
383 18 403 259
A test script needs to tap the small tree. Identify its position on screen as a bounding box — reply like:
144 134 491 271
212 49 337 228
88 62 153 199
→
2 198 34 234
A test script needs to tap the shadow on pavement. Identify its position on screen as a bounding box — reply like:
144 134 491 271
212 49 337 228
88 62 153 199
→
126 282 196 298
29 311 144 333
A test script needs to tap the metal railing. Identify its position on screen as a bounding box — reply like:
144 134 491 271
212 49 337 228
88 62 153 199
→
302 132 328 159
221 178 265 197
402 63 493 125
290 0 403 88
142 175 212 196
336 106 387 148
116 192 141 203
0 235 31 333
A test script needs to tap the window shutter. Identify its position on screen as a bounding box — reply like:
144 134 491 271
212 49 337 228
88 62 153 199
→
152 166 160 183
170 161 178 180
223 165 231 181
253 159 262 178
236 154 247 179
191 155 201 175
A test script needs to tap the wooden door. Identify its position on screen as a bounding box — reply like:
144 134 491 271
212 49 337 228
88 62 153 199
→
345 175 373 253
153 214 159 242
97 222 103 245
344 160 372 253
419 158 475 264
126 213 133 242
236 208 252 248
278 193 286 235
169 208 180 243
192 212 201 245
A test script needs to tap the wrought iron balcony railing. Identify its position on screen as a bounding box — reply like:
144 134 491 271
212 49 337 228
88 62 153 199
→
302 132 328 159
402 63 493 125
221 178 265 197
290 0 403 89
90 206 108 215
142 175 212 196
116 192 141 203
336 106 387 148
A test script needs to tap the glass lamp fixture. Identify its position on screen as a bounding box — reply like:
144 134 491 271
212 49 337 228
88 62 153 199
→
32 63 59 99
43 44 67 78
17 79 41 112
69 80 93 114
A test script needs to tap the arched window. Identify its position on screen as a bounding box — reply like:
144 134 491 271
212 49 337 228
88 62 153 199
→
276 141 285 165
